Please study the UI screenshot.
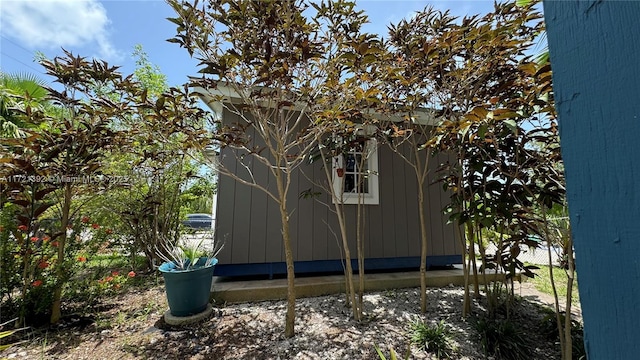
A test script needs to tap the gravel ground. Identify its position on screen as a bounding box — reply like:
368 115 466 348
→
2 280 578 360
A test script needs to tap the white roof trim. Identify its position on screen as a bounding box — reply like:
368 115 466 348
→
193 84 440 126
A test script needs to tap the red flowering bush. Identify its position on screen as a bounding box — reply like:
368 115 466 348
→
93 269 136 295
0 216 58 323
0 208 127 325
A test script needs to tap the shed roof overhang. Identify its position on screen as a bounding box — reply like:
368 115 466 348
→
193 82 440 127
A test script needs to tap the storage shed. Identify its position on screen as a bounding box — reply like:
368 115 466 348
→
198 86 462 277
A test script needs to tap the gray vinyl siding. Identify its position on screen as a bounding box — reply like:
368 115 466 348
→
214 108 461 265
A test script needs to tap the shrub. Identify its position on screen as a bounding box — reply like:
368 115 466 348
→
0 211 132 325
0 205 22 308
474 317 531 360
410 319 454 359
0 211 61 325
539 308 586 360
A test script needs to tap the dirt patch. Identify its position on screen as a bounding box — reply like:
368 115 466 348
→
1 279 580 359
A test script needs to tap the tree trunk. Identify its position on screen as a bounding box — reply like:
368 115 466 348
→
356 193 364 320
18 227 30 327
50 183 72 324
456 222 471 316
547 243 566 359
275 170 296 338
417 182 428 313
320 148 359 320
456 155 471 316
336 207 360 321
283 218 296 338
470 235 480 298
564 236 575 360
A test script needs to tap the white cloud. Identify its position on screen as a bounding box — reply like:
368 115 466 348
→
1 0 123 61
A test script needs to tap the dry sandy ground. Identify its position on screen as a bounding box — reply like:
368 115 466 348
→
2 280 579 360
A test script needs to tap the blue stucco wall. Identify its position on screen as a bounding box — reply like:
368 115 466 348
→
544 0 640 357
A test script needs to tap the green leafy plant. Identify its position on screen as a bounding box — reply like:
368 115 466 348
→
408 0 562 319
0 204 22 312
155 232 223 271
410 319 454 359
374 344 411 360
475 317 532 360
0 71 48 138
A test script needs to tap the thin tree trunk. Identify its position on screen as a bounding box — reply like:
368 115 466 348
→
18 186 37 327
456 222 471 316
319 148 359 320
418 183 428 313
50 183 72 324
467 223 487 297
547 240 565 359
455 161 471 317
470 235 480 298
539 203 567 360
356 168 365 320
275 170 296 338
386 126 433 315
564 236 575 360
19 227 30 327
337 207 360 320
494 224 508 318
413 144 430 313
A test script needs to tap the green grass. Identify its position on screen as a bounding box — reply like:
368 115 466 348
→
529 264 580 305
87 253 146 269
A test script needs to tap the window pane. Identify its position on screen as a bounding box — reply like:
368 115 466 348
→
353 175 368 194
346 154 356 172
344 150 369 194
361 175 369 193
345 174 356 192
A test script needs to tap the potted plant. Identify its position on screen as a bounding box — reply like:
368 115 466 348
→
157 233 223 322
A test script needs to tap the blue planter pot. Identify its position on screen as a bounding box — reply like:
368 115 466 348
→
159 257 218 317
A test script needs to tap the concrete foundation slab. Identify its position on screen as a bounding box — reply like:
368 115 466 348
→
164 304 213 326
211 266 522 304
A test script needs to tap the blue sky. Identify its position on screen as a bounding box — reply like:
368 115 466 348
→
1 0 499 88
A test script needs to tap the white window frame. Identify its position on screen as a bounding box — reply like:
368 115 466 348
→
332 136 379 205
